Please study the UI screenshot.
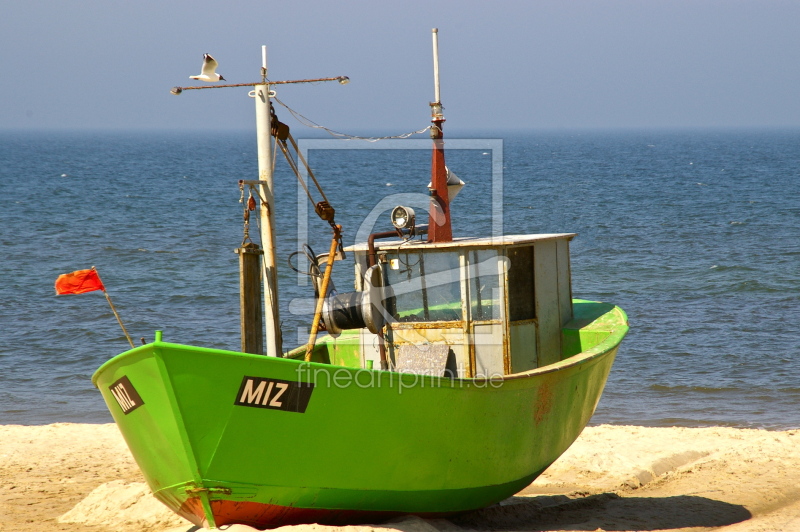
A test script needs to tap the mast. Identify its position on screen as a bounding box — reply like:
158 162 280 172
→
427 28 453 243
254 46 282 357
170 49 348 357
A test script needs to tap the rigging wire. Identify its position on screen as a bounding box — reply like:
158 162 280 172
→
272 96 431 142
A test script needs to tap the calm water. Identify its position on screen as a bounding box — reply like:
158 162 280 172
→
1 128 798 428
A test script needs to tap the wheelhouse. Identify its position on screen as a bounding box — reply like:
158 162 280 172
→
347 234 576 378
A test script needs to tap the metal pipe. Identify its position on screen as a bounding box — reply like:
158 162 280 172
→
365 225 427 370
432 28 441 104
367 230 401 268
366 225 428 267
170 76 350 95
364 229 398 371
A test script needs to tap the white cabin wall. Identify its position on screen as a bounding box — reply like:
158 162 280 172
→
534 240 562 367
510 322 537 373
557 239 573 327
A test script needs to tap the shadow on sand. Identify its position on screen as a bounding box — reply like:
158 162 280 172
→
450 492 752 531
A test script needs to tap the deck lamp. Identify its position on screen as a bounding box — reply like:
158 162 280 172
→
390 206 416 230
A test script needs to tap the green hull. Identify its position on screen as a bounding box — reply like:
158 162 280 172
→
93 300 627 529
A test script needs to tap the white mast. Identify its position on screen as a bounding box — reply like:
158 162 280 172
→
171 47 349 358
254 45 282 357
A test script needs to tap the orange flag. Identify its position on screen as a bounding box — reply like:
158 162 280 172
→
55 269 105 295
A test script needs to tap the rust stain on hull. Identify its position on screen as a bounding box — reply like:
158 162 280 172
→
533 381 555 425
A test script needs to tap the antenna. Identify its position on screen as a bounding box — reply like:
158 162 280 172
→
261 45 267 82
432 28 441 104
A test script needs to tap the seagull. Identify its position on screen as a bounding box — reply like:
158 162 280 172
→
190 54 225 82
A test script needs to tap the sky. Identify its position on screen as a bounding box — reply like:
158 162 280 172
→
2 0 800 132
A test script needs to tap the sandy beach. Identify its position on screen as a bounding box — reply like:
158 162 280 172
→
1 423 798 532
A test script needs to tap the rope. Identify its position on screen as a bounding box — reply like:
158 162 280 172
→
273 96 431 142
276 139 315 206
270 105 338 229
287 134 329 203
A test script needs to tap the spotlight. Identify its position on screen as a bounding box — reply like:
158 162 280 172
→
390 206 415 230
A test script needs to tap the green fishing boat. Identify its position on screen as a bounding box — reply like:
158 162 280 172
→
92 32 628 530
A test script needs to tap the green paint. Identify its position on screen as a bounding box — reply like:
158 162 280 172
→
93 300 627 525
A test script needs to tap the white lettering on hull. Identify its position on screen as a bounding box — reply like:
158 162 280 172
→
235 377 313 413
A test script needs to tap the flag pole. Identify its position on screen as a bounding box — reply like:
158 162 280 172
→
93 267 135 349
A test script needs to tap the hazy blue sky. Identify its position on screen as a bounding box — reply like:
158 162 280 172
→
3 1 800 132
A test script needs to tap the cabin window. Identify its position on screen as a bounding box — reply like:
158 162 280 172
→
507 246 535 321
385 251 463 322
469 249 503 321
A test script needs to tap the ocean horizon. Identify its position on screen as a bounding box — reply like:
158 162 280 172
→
1 127 798 428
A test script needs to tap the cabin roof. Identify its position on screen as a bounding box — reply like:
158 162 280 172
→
347 233 577 253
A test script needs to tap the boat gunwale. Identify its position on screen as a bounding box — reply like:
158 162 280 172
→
92 302 628 387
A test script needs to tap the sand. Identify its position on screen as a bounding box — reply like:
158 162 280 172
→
1 423 799 532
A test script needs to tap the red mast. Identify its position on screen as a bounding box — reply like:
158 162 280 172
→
427 28 453 243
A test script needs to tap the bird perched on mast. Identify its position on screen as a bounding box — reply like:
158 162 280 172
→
190 53 225 82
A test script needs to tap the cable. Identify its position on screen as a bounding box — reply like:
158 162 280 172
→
273 96 431 142
287 244 322 279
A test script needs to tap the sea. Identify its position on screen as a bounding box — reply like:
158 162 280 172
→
1 128 798 429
